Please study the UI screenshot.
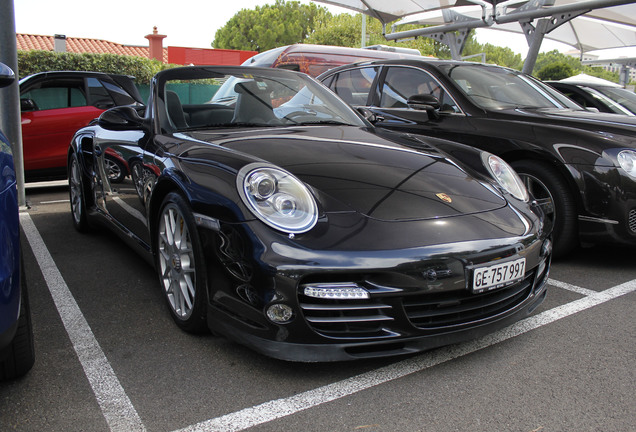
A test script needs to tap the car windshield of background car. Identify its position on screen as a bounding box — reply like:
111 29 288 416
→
591 86 636 115
162 71 365 131
443 65 581 111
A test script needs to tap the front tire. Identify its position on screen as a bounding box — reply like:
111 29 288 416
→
0 261 35 381
156 192 208 333
511 160 578 258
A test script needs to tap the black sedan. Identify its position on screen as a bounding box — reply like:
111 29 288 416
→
68 66 551 361
318 59 636 257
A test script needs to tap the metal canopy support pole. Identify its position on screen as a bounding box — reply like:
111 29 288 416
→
429 30 470 60
0 0 25 207
520 8 589 74
361 13 366 48
520 18 549 74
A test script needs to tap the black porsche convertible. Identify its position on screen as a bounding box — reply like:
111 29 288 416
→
68 66 551 361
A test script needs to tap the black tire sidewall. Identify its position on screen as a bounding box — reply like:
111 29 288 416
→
511 160 578 257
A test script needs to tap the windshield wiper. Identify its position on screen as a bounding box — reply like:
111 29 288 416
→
290 120 352 126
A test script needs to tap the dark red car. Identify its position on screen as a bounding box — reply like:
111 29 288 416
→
20 71 143 181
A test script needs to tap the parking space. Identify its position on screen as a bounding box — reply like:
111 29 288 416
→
1 183 635 432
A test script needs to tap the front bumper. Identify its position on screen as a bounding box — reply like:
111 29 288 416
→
205 228 551 362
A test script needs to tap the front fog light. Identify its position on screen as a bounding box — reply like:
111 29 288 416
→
266 304 294 323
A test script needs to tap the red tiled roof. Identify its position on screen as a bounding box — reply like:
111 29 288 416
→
16 33 169 63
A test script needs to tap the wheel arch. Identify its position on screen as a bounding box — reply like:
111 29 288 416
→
499 148 584 213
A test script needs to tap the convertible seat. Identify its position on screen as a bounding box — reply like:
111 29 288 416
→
166 90 188 129
232 81 275 124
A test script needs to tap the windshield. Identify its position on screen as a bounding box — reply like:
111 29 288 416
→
158 68 365 132
589 86 636 115
440 64 582 111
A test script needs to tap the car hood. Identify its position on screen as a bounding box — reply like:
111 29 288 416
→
178 126 507 221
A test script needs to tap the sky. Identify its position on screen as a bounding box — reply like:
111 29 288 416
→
12 0 636 59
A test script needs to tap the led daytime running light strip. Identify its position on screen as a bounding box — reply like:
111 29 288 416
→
303 283 370 299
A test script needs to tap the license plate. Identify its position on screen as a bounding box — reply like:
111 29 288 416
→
470 257 526 293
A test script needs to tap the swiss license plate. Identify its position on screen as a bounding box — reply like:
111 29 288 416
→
471 257 526 293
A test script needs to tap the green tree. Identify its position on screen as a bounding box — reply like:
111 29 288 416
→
460 33 524 69
213 0 328 52
532 50 581 76
536 62 574 80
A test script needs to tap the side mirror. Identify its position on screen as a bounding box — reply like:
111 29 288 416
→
407 94 441 111
407 94 441 120
0 62 15 88
20 98 38 111
98 106 146 131
356 107 383 124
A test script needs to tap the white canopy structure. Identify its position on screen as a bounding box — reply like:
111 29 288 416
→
559 73 623 86
314 0 636 75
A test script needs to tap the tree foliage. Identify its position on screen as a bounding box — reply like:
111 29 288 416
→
536 62 574 80
213 0 328 52
533 49 620 82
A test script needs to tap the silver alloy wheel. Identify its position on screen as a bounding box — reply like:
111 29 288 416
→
69 157 83 224
158 203 196 319
519 173 555 224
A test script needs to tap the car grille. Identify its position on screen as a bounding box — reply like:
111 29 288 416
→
629 209 636 233
298 298 398 339
299 270 535 339
403 271 534 329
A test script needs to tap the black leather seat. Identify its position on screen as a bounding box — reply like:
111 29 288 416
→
232 81 275 124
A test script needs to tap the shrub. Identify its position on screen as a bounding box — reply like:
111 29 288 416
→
17 50 177 84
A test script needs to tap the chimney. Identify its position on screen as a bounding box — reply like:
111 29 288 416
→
54 34 67 52
145 26 166 62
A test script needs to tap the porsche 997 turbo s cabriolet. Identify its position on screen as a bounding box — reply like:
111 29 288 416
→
68 66 551 361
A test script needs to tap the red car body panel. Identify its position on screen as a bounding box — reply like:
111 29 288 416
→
21 106 103 171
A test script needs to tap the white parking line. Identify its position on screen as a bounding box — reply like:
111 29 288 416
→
547 278 597 297
19 213 146 432
173 279 636 432
19 212 636 432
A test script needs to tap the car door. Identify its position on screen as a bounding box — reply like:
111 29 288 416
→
327 65 471 141
20 76 106 176
93 124 154 249
328 65 520 152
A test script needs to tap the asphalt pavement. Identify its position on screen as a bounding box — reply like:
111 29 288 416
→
1 182 634 432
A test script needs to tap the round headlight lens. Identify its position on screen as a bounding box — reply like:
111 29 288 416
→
482 153 529 202
237 163 318 234
618 150 636 178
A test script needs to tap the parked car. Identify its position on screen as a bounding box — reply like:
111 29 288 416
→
0 62 35 380
20 70 143 181
242 43 421 77
68 65 551 362
546 79 636 116
318 59 636 257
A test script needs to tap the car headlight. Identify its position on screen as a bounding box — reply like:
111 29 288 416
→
237 163 318 234
618 150 636 178
481 153 529 202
